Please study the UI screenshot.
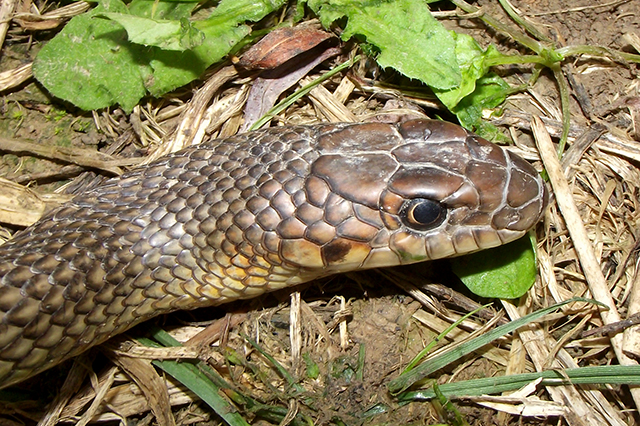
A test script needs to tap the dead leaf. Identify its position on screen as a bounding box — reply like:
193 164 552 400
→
238 25 336 70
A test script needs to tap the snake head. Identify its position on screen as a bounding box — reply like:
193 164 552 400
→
379 119 548 262
297 119 548 273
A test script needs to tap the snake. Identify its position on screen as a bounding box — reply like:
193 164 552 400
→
0 119 547 389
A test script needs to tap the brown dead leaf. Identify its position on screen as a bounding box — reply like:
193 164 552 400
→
107 354 176 426
238 25 336 70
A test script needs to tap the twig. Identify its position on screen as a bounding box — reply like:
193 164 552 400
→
0 0 18 50
0 136 132 175
532 115 640 409
151 65 238 163
290 291 302 368
448 0 546 54
0 63 33 92
491 110 640 164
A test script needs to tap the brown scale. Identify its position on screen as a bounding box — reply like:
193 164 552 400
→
0 119 547 388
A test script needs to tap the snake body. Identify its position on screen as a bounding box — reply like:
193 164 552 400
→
0 119 547 388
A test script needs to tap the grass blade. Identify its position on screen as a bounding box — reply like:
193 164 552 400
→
388 297 603 394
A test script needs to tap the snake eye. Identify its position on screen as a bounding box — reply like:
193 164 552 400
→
400 198 446 231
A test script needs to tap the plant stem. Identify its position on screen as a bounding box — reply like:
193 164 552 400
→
550 63 571 157
557 45 640 63
448 0 546 54
496 0 552 43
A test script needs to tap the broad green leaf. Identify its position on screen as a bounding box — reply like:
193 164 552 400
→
98 14 204 50
453 73 513 138
128 0 197 20
450 235 537 299
142 0 287 106
144 21 249 96
33 0 285 111
32 0 149 112
429 32 517 136
433 32 485 109
211 0 286 23
433 32 506 109
309 0 460 90
308 2 515 137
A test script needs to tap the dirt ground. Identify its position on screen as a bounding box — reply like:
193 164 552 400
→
1 0 640 425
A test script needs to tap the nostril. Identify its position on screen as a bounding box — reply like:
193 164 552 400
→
492 206 521 230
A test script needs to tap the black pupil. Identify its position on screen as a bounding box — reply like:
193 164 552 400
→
412 200 442 225
400 198 446 231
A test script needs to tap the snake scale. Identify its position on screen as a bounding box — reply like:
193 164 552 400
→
0 119 547 388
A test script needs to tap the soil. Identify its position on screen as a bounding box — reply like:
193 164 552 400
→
1 1 640 425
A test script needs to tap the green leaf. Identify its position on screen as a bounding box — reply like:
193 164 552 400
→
33 0 286 111
128 0 197 20
428 32 518 136
433 33 507 109
210 0 286 23
303 353 320 379
308 2 518 132
310 0 460 90
452 72 513 138
450 235 537 299
32 0 149 112
144 21 249 97
97 14 204 50
432 32 486 109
